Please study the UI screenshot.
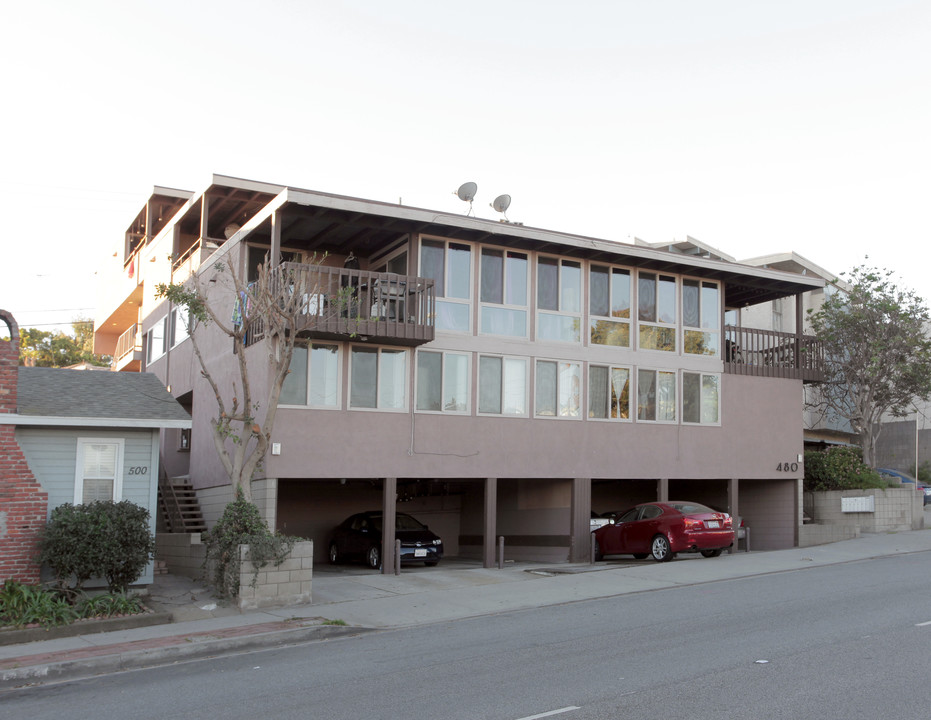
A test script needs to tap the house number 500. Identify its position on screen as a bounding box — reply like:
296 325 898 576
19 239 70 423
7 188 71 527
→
776 462 799 472
128 466 148 475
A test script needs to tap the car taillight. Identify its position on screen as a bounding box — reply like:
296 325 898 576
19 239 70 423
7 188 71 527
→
684 517 703 531
723 516 733 528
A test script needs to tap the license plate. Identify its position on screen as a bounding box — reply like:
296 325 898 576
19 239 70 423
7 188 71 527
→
706 520 720 529
414 548 427 557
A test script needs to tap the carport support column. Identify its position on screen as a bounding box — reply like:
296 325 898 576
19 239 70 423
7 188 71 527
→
570 478 592 563
657 478 669 502
728 478 739 554
483 478 497 568
382 477 397 575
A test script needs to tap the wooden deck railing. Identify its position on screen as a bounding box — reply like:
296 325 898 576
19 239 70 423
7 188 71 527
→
244 263 435 348
114 323 139 360
724 325 825 383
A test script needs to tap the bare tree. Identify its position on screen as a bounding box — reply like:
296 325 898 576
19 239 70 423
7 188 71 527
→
156 254 324 503
807 264 931 467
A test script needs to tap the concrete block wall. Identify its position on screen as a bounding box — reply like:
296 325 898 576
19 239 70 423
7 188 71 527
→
799 523 860 548
807 487 921 533
237 540 313 611
196 479 276 530
155 532 207 580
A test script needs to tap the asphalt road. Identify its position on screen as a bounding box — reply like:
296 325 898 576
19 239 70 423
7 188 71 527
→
5 551 931 719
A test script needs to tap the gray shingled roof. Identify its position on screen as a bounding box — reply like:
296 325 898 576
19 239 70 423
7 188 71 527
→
17 368 191 424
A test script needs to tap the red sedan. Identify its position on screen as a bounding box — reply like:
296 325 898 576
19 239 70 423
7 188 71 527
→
593 501 734 562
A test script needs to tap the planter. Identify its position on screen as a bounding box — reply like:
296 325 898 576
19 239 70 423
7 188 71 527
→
237 540 313 611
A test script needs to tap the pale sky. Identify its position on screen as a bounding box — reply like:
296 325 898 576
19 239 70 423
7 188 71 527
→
2 0 929 333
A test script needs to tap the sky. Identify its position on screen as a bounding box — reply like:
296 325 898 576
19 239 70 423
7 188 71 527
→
2 0 929 333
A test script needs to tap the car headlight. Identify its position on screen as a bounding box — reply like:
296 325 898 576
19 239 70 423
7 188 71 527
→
433 539 442 546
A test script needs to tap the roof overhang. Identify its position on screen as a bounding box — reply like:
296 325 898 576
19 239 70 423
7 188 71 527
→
0 415 192 429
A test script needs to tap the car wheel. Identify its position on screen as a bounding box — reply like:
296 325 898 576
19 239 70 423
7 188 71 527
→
366 545 381 570
328 543 340 564
651 534 673 562
632 553 648 560
700 549 723 558
593 538 604 562
425 561 439 567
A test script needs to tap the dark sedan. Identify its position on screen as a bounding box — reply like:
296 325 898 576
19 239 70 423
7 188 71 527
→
592 501 734 562
328 511 443 569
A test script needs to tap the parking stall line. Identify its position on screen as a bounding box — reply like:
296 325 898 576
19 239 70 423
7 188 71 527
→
514 707 581 720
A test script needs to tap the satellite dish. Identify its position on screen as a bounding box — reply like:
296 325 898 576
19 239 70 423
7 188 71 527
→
491 194 511 221
454 182 478 215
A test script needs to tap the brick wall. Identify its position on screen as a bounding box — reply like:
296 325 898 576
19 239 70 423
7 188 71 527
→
0 310 49 584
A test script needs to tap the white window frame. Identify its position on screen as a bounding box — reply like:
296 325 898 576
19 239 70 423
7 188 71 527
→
419 236 473 334
534 358 583 419
682 277 720 357
636 368 677 423
536 255 583 343
348 345 409 412
479 246 529 338
477 354 530 418
588 364 633 422
279 342 342 409
169 305 189 348
589 263 632 348
637 272 678 353
74 438 125 504
147 316 167 363
415 349 471 414
682 371 721 425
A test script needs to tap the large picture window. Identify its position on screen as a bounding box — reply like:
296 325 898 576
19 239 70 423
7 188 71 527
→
638 273 677 352
416 350 470 413
350 346 408 410
683 372 720 424
420 238 472 332
589 365 631 420
280 343 340 407
590 265 631 347
480 248 528 337
75 438 124 504
537 257 582 342
478 355 528 416
683 279 720 356
637 369 676 422
535 359 582 418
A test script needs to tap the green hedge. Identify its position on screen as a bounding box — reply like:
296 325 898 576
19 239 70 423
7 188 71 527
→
804 447 886 492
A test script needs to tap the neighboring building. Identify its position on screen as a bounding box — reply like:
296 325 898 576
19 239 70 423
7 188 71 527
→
94 175 826 570
0 309 191 585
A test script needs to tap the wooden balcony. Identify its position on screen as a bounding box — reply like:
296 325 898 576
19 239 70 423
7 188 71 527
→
246 263 435 348
724 325 825 383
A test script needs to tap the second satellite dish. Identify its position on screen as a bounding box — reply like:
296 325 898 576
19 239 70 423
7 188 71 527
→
491 194 511 221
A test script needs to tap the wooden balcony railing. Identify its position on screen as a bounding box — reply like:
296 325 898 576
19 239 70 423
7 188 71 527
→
724 325 825 383
245 263 435 348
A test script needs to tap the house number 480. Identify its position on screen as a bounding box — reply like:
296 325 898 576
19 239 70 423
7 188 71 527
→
128 466 148 475
776 462 799 472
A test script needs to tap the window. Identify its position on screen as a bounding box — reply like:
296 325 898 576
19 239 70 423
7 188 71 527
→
683 372 720 424
590 265 631 347
350 346 408 410
537 257 582 342
480 248 528 337
638 273 677 352
637 369 676 422
169 306 189 348
280 343 340 407
535 360 582 418
247 246 302 283
772 297 784 332
420 238 472 332
75 438 124 504
416 350 470 413
374 250 408 275
179 428 191 451
147 316 167 363
589 365 631 420
478 355 528 416
683 279 719 356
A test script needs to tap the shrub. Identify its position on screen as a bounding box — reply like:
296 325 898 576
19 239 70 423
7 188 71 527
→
203 489 297 599
804 446 885 492
0 580 76 628
38 500 155 595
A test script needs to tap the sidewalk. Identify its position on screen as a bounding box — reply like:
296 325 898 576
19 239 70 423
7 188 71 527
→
3 529 931 690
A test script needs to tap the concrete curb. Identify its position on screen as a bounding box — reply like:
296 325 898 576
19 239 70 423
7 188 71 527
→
0 611 173 647
0 623 371 691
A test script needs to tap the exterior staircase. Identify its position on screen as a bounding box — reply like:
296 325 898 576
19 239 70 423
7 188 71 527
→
158 473 207 533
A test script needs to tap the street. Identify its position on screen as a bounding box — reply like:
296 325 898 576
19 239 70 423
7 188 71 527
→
4 551 931 719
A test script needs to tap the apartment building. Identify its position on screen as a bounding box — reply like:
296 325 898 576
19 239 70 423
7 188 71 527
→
94 175 825 569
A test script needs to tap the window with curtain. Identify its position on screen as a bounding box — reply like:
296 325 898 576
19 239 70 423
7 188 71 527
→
420 238 472 332
683 279 720 356
416 350 470 413
535 359 582 418
480 247 528 337
537 257 582 342
589 365 631 420
682 372 720 424
637 369 677 422
638 272 677 352
75 439 123 504
590 264 632 347
280 343 340 407
350 346 408 410
478 355 528 416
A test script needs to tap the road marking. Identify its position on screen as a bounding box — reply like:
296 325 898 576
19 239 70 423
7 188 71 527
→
915 621 931 627
515 707 581 720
